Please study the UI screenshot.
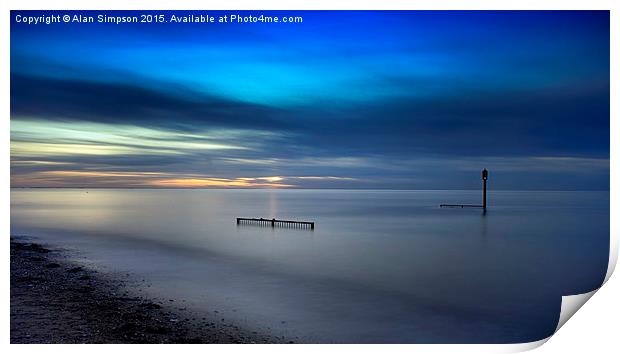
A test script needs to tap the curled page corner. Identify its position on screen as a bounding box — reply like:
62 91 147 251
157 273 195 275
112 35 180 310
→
550 243 617 335
522 249 615 350
506 289 600 353
555 289 598 333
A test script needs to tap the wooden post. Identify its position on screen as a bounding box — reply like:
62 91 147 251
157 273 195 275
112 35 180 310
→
482 169 488 211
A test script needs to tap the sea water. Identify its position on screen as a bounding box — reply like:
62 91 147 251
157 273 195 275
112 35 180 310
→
10 189 609 343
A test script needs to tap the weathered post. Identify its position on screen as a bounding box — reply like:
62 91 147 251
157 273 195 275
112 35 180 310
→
482 169 488 210
272 218 275 227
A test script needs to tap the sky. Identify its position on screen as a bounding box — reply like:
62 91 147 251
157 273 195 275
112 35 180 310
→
10 10 610 190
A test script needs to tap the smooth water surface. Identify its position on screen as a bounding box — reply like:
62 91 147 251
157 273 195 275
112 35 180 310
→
10 189 609 343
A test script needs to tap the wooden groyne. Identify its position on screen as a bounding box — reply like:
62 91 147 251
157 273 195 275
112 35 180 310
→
439 204 484 208
236 217 315 230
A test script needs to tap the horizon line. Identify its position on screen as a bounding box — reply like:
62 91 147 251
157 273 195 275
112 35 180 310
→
9 187 611 192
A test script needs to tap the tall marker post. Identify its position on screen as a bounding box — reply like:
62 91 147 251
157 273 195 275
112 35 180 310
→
482 168 488 211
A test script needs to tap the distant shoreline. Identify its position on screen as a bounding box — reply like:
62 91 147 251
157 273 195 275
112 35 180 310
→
10 236 284 344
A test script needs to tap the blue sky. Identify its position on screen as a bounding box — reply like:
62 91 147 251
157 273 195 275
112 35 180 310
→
10 11 610 189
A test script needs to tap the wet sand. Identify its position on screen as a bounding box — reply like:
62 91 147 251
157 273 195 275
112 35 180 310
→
10 236 285 344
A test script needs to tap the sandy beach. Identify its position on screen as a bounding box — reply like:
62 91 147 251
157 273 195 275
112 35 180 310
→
10 236 285 344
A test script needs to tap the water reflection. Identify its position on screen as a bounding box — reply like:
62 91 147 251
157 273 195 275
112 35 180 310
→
10 189 609 343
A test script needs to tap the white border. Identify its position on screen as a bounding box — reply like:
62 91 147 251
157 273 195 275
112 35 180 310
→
2 1 617 353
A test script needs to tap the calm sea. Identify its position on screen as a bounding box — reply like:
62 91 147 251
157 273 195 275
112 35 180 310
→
10 189 609 343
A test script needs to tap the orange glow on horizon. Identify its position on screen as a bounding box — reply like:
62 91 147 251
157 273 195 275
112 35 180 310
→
11 170 355 189
148 177 294 188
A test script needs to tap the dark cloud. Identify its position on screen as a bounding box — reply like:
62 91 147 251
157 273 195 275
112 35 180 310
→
10 73 286 130
11 71 609 161
290 83 610 159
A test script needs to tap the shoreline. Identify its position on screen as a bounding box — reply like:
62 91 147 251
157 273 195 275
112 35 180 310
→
10 236 285 344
